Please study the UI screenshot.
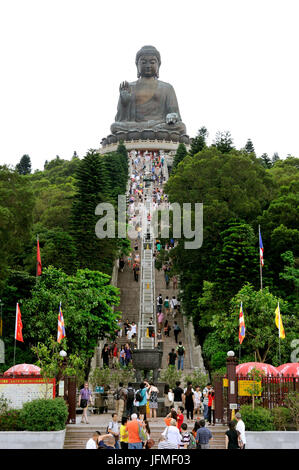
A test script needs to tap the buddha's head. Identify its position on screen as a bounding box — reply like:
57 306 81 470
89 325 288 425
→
136 45 161 78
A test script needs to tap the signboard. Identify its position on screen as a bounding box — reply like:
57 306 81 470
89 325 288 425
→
238 380 262 397
223 378 228 387
230 380 235 395
0 378 56 409
58 380 65 397
95 386 104 394
229 403 238 410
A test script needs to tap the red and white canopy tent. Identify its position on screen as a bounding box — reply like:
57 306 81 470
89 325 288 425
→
277 363 299 378
4 363 41 376
236 362 280 377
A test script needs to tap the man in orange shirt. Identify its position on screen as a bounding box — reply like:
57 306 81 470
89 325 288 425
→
126 414 143 449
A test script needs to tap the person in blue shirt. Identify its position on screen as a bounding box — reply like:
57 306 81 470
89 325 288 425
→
137 381 149 420
196 419 213 449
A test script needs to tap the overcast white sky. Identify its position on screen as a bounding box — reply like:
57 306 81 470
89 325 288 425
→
1 0 299 170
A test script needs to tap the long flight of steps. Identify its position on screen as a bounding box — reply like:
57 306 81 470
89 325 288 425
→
63 422 226 449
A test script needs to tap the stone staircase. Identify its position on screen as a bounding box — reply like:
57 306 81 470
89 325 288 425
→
63 422 226 449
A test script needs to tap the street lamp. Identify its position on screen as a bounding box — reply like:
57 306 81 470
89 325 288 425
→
59 350 67 358
227 351 235 357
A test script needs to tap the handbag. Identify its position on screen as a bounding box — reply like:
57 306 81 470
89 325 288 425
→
168 391 174 403
146 438 155 449
80 399 88 408
138 424 147 442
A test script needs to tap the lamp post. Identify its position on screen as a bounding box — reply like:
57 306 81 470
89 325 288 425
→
226 350 238 423
58 350 76 424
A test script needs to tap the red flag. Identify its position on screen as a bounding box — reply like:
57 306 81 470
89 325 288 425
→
15 303 24 342
37 238 42 276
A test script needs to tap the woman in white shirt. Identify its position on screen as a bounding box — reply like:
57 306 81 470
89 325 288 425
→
161 419 181 448
194 386 202 418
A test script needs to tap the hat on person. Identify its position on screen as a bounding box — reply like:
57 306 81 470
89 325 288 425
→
235 412 241 418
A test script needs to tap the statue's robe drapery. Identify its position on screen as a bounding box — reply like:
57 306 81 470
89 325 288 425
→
112 79 186 134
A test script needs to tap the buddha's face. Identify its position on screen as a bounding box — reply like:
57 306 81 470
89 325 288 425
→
137 54 159 78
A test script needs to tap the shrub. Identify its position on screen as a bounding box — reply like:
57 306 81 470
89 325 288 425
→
272 407 292 431
285 392 299 431
160 366 182 389
20 398 68 431
0 409 25 431
239 404 275 431
183 369 209 389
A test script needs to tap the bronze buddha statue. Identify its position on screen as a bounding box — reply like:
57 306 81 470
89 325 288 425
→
110 45 187 140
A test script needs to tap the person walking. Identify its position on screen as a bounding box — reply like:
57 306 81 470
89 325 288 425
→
194 386 202 418
164 296 170 316
164 384 174 414
208 387 215 425
235 412 246 449
126 413 143 450
101 344 110 368
161 419 181 448
156 329 163 350
157 311 164 330
156 293 163 313
125 382 136 418
172 275 178 290
114 382 127 419
119 416 129 449
119 346 126 367
176 406 185 431
202 384 211 420
173 381 184 409
107 413 120 449
124 343 132 366
111 342 119 368
176 342 185 370
164 319 171 337
133 263 139 282
183 385 195 421
148 382 159 420
225 420 241 449
79 382 92 424
170 296 178 318
196 419 213 449
173 322 181 344
168 348 177 368
136 382 148 420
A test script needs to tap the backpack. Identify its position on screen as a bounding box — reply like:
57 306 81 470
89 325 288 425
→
159 296 163 305
177 346 184 356
114 388 121 400
188 433 197 449
135 390 143 402
127 388 135 403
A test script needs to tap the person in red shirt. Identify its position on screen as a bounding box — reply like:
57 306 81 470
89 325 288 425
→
177 406 184 430
208 388 215 425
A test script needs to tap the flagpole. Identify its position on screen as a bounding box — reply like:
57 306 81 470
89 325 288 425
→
36 235 39 279
259 225 263 291
278 302 281 364
13 303 17 378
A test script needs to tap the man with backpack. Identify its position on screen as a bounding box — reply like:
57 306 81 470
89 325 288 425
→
176 342 185 370
114 382 127 419
126 383 136 417
107 413 120 449
156 294 163 313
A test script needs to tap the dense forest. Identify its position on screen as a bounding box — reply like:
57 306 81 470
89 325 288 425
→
163 131 299 372
0 144 130 373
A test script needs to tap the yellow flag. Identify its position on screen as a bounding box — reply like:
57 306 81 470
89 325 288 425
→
275 303 285 339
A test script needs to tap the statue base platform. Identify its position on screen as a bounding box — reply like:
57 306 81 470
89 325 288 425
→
99 139 190 155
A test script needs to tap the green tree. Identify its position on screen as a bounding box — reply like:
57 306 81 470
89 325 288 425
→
71 150 116 274
244 139 255 155
172 143 187 170
259 153 272 169
21 266 121 374
214 131 234 153
0 167 34 288
189 127 208 156
16 154 32 175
